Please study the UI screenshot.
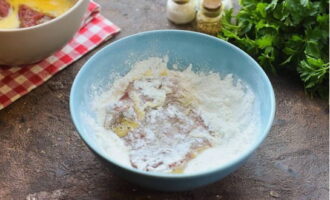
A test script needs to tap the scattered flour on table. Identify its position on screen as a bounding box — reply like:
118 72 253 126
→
83 57 260 174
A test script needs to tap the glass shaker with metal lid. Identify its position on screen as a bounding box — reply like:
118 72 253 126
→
196 0 222 35
166 0 196 25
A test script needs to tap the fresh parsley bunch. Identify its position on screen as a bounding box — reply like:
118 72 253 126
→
218 0 329 98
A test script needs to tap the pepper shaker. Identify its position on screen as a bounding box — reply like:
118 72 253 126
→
196 0 222 35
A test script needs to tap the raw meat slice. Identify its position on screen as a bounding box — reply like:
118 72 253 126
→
0 0 10 18
18 4 54 28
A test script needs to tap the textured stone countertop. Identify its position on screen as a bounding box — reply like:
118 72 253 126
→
0 0 328 199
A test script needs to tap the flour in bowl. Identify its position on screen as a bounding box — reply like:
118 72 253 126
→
89 57 260 174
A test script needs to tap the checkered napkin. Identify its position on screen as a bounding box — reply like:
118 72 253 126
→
0 1 120 110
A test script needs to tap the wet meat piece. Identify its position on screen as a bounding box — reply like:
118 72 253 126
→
18 5 54 28
0 0 10 18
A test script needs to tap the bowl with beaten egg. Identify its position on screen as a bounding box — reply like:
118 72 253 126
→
0 0 89 65
70 30 276 191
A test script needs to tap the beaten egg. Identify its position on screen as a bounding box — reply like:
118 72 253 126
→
0 0 76 29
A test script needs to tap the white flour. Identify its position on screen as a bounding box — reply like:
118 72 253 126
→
85 57 260 174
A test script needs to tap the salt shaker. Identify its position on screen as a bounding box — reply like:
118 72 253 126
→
196 0 222 35
166 0 196 25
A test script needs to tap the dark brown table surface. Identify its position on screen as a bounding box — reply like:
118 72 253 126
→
0 0 329 199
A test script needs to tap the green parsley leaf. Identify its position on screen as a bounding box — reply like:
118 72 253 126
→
218 0 329 98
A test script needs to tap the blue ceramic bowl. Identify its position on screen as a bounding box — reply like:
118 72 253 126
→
70 30 275 191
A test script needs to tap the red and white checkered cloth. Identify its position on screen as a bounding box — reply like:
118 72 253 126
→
0 1 120 110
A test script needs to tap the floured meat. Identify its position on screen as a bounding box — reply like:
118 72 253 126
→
18 4 54 28
104 76 214 173
0 0 10 18
92 57 260 174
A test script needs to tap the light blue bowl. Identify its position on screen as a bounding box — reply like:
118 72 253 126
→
70 30 275 191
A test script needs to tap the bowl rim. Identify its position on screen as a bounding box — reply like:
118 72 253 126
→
70 29 276 178
0 0 86 32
